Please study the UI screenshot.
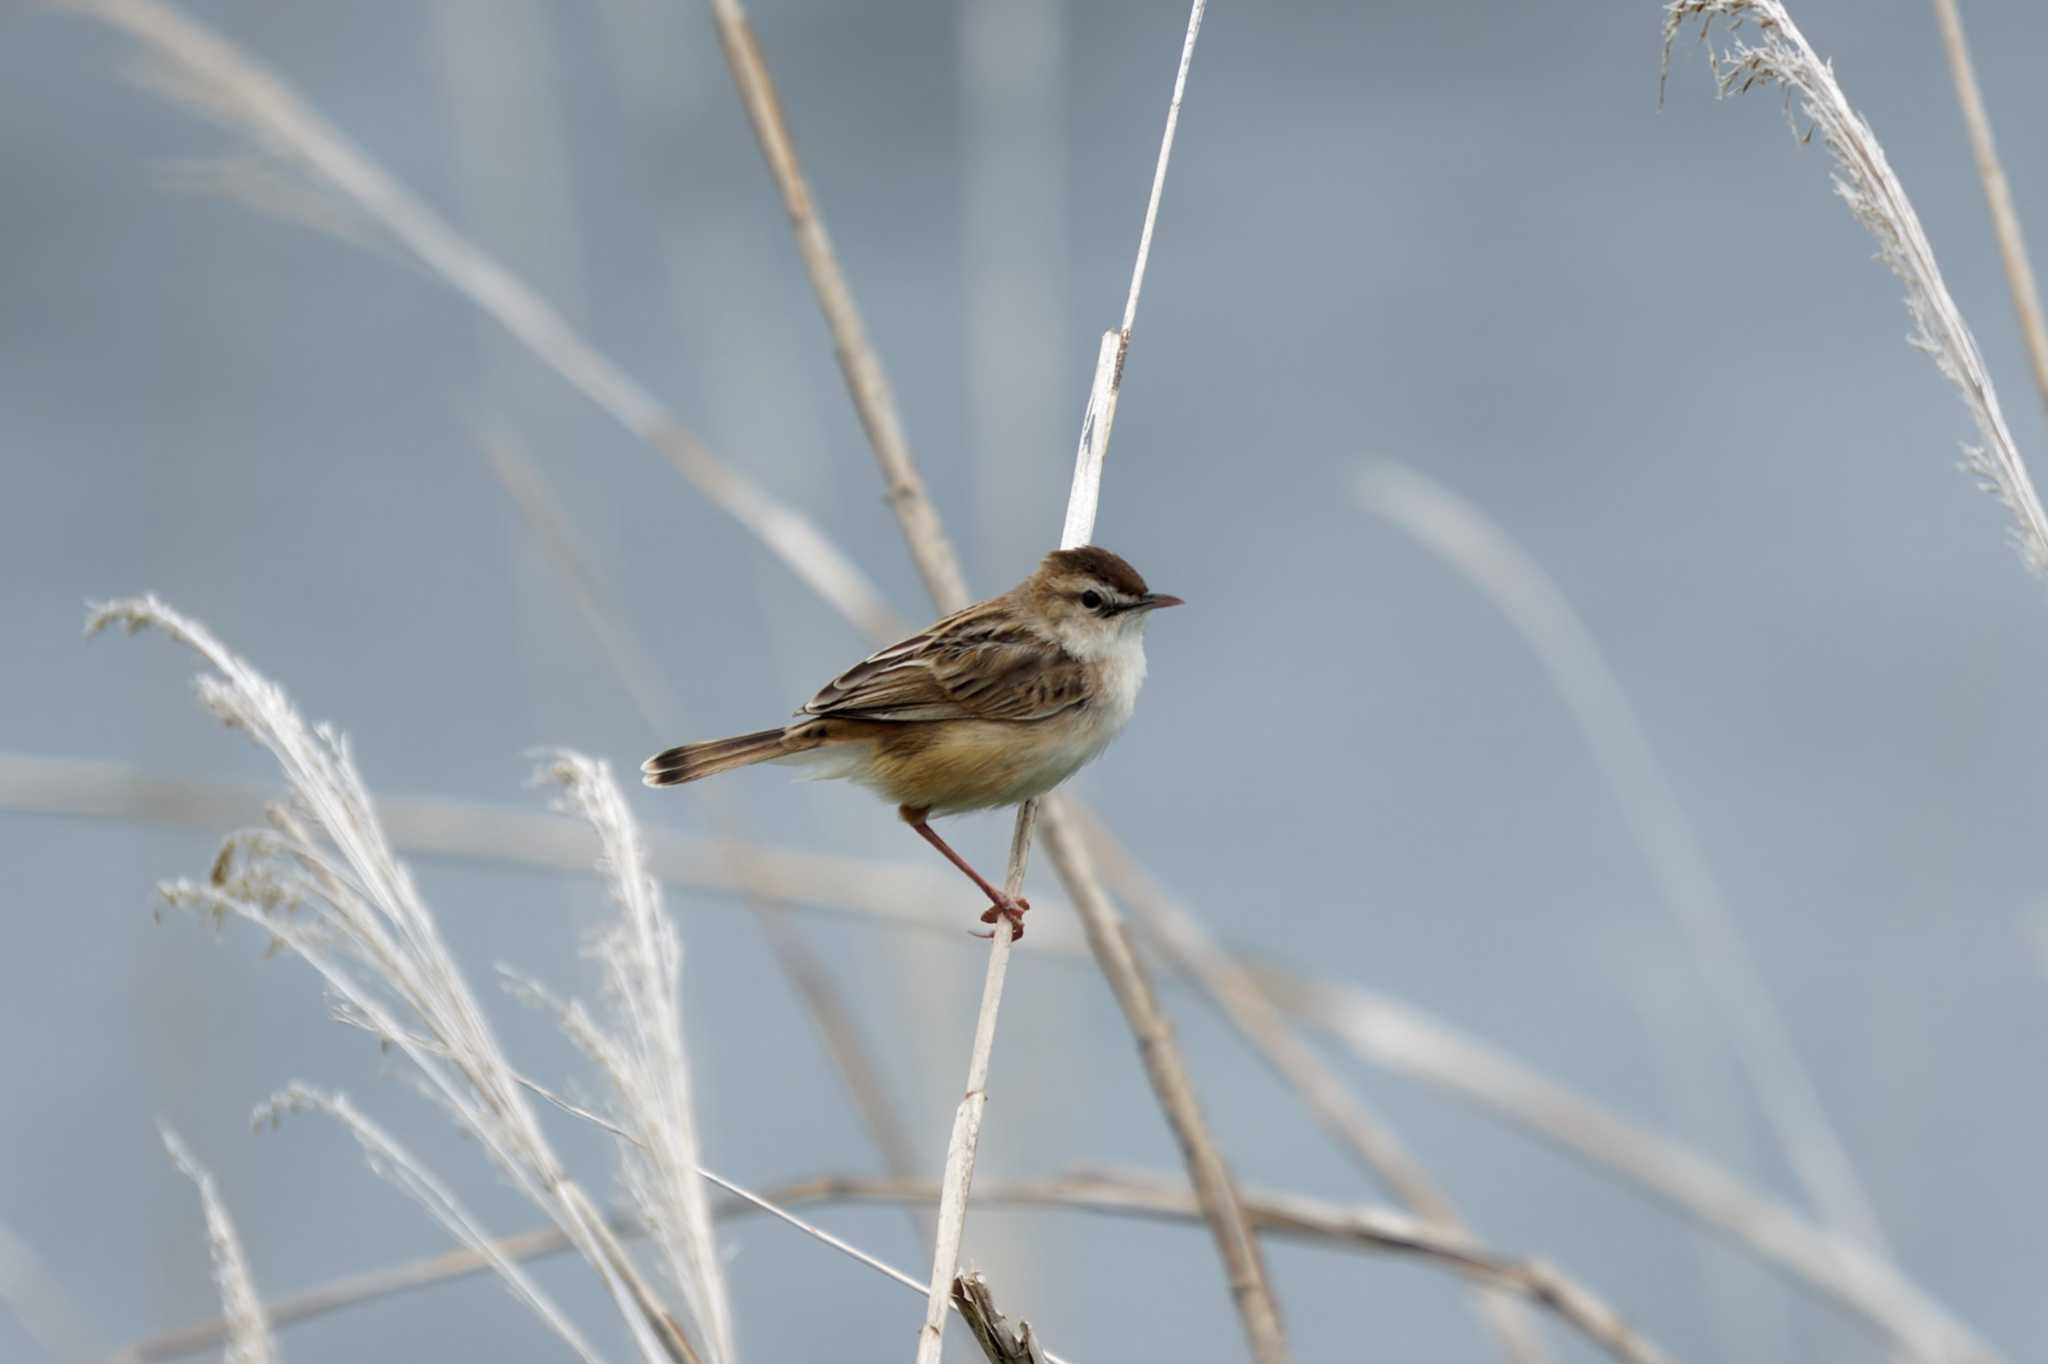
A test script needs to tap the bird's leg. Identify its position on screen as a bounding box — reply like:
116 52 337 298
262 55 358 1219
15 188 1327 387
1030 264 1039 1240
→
901 806 1029 939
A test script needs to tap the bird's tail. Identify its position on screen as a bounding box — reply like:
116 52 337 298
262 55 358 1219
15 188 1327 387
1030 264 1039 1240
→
642 725 819 787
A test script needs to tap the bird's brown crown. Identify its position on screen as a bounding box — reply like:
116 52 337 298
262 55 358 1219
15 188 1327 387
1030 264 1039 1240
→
1040 545 1150 597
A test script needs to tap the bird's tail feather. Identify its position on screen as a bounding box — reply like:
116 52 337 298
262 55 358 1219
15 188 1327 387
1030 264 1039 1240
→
642 726 804 787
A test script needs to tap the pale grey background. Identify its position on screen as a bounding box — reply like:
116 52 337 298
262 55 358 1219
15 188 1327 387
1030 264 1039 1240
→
4 1 2047 1361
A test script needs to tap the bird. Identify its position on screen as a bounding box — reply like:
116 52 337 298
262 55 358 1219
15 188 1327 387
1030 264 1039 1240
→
643 545 1181 938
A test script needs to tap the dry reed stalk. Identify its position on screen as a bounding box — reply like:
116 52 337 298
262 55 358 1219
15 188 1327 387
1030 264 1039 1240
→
914 804 1033 1364
65 0 901 643
1615 958 1793 1364
1055 0 1204 552
1035 804 1289 1359
1354 459 1886 1252
1664 0 2048 574
1264 968 1996 1364
0 1220 99 1364
2027 910 2048 977
1081 820 1551 1364
258 1085 620 1364
697 0 972 614
121 1170 1679 1364
783 1166 1679 1364
158 1128 276 1364
1927 0 2048 424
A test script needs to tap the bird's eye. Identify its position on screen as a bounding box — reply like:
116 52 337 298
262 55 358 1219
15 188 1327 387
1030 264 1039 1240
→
1080 590 1104 612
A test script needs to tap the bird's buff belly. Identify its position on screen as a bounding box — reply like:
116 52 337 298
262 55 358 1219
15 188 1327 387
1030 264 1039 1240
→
790 714 1116 816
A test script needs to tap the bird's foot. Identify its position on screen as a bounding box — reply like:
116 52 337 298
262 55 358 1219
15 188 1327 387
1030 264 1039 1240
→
971 894 1030 941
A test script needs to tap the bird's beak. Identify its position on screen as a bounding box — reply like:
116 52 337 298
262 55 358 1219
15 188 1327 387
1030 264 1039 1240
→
1137 593 1184 611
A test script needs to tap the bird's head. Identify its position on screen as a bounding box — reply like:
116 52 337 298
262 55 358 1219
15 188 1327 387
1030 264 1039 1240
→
1023 545 1182 658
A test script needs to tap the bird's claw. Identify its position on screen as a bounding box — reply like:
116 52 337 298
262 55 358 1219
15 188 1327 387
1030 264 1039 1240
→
971 895 1030 941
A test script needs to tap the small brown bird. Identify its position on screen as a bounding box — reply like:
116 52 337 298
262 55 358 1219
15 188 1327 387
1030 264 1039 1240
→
643 546 1180 936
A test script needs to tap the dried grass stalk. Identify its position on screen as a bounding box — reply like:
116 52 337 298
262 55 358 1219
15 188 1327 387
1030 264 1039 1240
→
88 597 723 1364
1664 0 2048 573
537 753 735 1364
159 1126 277 1364
253 1085 607 1364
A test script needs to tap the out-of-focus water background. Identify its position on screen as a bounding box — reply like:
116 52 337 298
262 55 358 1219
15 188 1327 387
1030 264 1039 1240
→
5 1 2047 1360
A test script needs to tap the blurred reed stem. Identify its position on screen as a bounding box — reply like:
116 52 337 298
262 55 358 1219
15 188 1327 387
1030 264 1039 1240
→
119 1169 1675 1364
1927 0 2048 424
1355 458 1886 1252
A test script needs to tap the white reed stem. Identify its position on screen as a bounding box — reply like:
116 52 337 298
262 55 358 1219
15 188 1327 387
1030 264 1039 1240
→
913 810 1032 1363
1926 0 2048 425
1060 0 1204 549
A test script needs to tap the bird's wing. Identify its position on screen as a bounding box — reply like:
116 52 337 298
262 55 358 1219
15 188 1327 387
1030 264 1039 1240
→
802 605 1089 723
